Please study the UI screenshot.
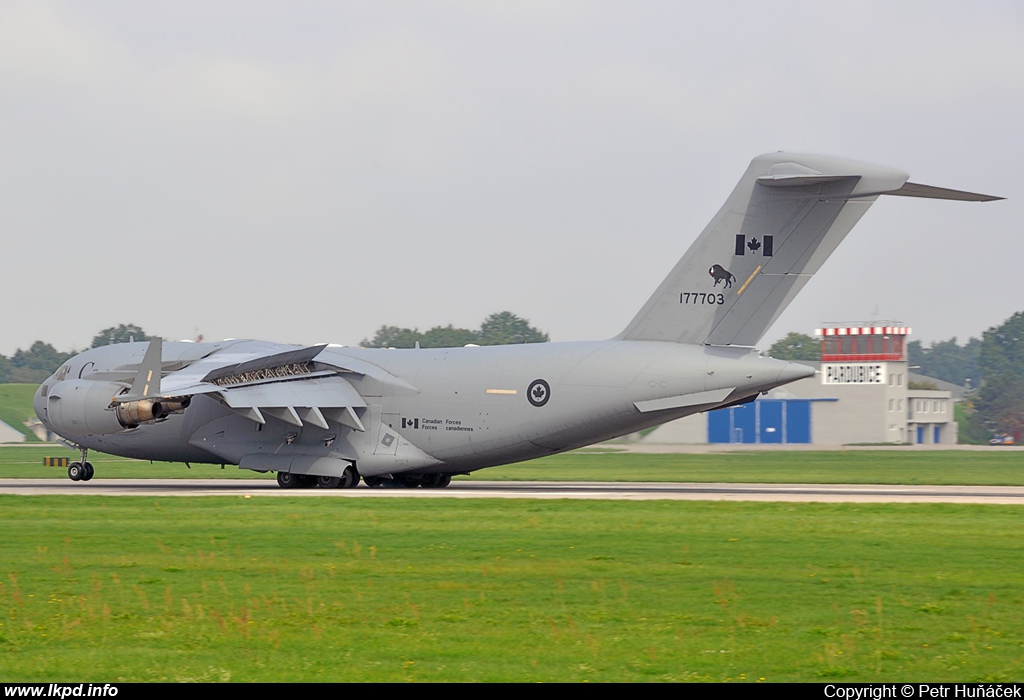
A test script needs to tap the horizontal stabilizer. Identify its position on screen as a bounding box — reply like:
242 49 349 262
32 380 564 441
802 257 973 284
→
883 182 1003 202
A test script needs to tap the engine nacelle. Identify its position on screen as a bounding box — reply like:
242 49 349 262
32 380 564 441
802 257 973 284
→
115 397 190 427
46 380 129 436
46 380 191 435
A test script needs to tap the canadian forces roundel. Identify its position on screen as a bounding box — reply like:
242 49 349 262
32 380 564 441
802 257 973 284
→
528 379 550 407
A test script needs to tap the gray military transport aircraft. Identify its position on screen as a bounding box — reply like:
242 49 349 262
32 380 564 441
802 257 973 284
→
34 153 1000 488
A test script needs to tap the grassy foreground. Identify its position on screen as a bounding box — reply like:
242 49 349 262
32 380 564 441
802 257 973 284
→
2 445 1022 485
1 497 1022 682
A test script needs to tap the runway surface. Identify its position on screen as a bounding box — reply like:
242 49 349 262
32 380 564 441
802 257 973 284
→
1 478 1023 503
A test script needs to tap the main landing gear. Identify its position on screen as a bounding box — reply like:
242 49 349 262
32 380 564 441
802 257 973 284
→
274 468 453 490
276 464 360 490
363 474 452 489
67 447 94 482
420 473 452 489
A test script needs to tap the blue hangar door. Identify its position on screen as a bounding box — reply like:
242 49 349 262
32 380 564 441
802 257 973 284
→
758 401 783 443
707 399 812 444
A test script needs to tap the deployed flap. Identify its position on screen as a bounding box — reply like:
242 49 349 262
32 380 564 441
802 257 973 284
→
300 407 330 430
233 406 265 424
323 406 365 432
263 406 303 427
221 376 365 409
221 376 367 430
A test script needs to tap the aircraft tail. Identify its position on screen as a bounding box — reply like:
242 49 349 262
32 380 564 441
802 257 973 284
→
618 153 1000 347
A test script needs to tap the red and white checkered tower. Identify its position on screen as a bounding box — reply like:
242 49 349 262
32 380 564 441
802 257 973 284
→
814 323 911 363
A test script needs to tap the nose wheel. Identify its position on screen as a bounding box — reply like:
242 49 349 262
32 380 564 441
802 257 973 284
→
68 462 94 481
67 447 94 482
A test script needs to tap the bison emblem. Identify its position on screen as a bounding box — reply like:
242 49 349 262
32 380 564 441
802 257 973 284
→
708 264 736 288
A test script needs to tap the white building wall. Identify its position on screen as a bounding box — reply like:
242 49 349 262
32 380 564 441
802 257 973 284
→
640 413 706 444
641 360 957 446
907 390 958 445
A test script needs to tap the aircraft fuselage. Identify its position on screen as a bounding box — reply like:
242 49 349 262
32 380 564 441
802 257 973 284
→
34 339 810 476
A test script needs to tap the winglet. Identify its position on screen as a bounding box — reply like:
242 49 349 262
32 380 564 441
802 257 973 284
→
117 337 163 402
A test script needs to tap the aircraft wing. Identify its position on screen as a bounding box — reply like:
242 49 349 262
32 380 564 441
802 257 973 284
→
154 342 330 397
219 377 366 431
118 340 370 432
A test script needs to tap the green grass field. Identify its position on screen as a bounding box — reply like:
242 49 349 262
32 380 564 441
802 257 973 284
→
0 385 41 442
1 497 1021 682
466 450 1024 485
1 445 1021 485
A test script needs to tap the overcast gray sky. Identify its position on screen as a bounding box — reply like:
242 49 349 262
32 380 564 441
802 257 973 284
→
1 0 1020 356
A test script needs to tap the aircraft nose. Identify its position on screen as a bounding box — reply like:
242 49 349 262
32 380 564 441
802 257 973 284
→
776 362 816 385
34 382 51 426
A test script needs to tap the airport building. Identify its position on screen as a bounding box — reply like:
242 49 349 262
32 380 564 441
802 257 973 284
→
645 322 958 445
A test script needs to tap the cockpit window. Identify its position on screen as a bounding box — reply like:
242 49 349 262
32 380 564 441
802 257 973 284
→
54 365 70 381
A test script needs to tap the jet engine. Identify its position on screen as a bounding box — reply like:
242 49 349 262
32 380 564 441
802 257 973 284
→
46 379 190 435
115 397 190 427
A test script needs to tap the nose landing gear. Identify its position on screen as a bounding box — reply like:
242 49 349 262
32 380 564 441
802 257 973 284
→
67 447 94 482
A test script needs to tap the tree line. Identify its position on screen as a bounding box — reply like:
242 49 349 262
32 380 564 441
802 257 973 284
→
0 324 149 384
359 311 548 348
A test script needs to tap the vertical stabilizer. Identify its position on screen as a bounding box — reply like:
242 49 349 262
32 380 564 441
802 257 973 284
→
618 153 910 347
